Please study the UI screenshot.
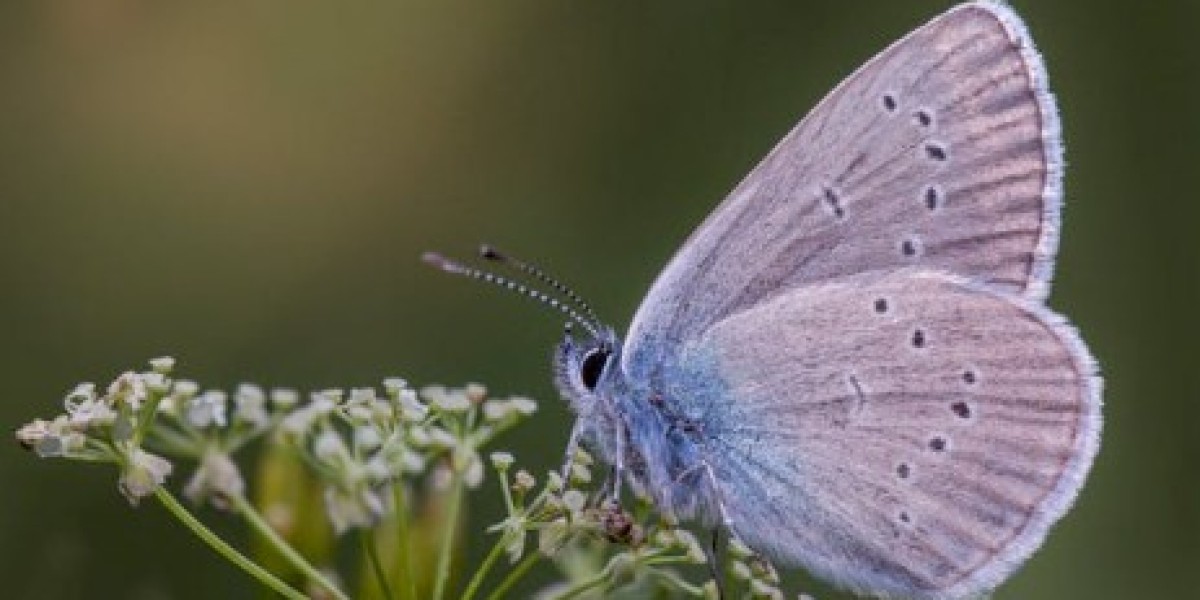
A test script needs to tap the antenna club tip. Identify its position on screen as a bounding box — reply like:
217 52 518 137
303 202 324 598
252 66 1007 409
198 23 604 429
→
479 244 505 261
421 251 463 273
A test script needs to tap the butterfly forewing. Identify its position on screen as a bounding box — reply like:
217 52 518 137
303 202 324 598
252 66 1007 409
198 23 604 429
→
681 269 1099 598
623 2 1062 378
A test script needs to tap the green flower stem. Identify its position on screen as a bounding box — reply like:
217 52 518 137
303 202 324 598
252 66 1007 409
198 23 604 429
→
483 550 541 600
643 555 696 568
144 426 201 457
153 488 307 600
459 529 513 600
645 567 705 596
432 472 465 600
362 529 395 600
550 569 609 600
132 390 164 447
228 493 350 600
553 551 681 600
497 470 516 515
393 483 418 600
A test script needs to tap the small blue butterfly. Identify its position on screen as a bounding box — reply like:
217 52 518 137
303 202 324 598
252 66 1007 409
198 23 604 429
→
427 3 1101 598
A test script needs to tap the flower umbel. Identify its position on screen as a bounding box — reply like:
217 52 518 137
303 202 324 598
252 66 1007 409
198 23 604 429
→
16 358 801 600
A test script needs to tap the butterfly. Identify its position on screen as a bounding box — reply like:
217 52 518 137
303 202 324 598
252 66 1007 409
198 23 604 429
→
427 2 1101 598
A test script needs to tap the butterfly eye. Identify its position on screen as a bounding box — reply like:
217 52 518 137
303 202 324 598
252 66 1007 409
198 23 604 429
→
579 348 610 391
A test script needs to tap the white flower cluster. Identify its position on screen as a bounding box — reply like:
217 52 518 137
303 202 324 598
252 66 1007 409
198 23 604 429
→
15 360 539 534
275 381 538 534
15 358 801 599
16 360 180 505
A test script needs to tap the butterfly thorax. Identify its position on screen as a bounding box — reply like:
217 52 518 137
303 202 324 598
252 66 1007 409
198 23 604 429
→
554 329 722 524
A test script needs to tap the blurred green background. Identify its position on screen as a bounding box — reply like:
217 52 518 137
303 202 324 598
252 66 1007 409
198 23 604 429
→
2 1 1197 598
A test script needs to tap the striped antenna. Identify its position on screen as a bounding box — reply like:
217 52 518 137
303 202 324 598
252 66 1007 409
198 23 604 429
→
423 251 601 338
478 245 602 328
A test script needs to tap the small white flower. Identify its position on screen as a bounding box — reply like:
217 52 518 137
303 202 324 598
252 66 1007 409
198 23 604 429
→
430 389 470 413
561 490 586 515
364 454 392 483
408 425 431 447
728 536 754 559
173 379 200 398
513 470 536 493
546 470 564 493
349 387 377 404
504 527 527 564
63 383 97 409
324 487 385 534
17 417 87 458
344 404 373 422
316 389 344 409
627 475 651 503
606 553 636 581
141 372 170 395
148 356 176 374
119 449 173 505
569 463 591 484
426 427 456 449
654 528 677 548
280 404 320 436
345 388 377 422
36 431 86 458
399 448 426 474
382 377 408 396
490 452 515 471
482 399 513 422
420 384 446 401
108 372 149 410
538 518 569 556
753 557 780 584
464 383 487 404
674 529 707 564
270 388 299 409
397 389 428 422
572 448 594 466
749 579 783 600
309 392 338 415
16 419 53 450
463 453 484 488
235 383 265 403
184 449 245 507
63 393 116 429
234 388 270 428
185 391 228 428
508 396 537 416
370 402 393 422
313 430 348 462
156 395 179 415
731 560 753 581
354 425 383 451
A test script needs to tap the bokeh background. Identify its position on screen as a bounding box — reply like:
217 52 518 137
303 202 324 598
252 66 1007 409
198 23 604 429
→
2 1 1197 598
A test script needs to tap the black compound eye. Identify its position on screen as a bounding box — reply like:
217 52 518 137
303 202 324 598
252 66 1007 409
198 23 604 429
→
579 348 610 391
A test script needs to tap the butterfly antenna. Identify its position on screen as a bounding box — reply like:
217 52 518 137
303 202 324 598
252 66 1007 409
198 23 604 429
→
423 251 601 338
479 244 603 329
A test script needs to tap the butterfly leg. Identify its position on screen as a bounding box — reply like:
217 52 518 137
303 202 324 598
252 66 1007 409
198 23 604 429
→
702 460 735 531
559 420 583 484
610 419 626 500
708 527 726 600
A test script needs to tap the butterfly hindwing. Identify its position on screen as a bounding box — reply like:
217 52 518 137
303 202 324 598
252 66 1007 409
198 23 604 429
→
675 269 1099 598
